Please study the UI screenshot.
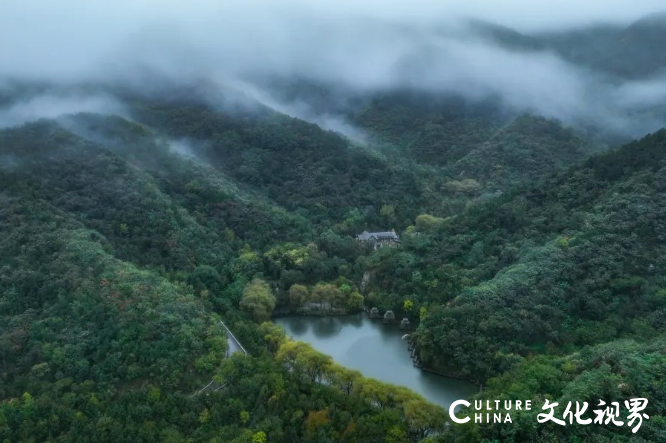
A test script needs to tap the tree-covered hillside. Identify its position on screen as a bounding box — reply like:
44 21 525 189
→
129 99 435 228
351 92 506 165
547 12 666 80
1 83 665 442
4 3 666 442
448 115 601 191
0 117 450 442
474 12 666 81
0 193 445 442
362 130 666 440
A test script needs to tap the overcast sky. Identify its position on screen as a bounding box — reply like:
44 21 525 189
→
1 0 665 136
267 0 666 29
2 0 665 83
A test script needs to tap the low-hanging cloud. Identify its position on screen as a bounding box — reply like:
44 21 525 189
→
1 0 666 137
0 93 126 129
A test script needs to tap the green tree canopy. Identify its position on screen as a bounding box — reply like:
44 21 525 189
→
239 278 276 322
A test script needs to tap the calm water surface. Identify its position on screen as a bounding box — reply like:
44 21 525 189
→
275 312 477 410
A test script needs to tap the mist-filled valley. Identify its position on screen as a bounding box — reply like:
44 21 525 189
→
2 1 666 443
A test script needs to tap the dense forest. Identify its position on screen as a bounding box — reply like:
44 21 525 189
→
3 8 666 443
0 116 449 442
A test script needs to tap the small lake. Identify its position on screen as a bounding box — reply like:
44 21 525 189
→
274 312 477 410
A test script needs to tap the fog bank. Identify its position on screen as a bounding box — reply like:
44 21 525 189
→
1 0 666 135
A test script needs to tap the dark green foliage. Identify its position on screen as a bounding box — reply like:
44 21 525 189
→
366 129 666 386
544 13 666 80
351 92 606 201
131 101 429 228
438 339 666 443
0 117 433 442
0 194 226 397
63 113 318 249
450 115 600 191
2 85 666 443
353 92 506 165
0 120 231 272
473 13 666 81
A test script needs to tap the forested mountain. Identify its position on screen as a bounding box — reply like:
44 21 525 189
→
0 116 449 442
0 189 443 442
351 92 507 165
2 6 666 443
128 99 432 226
448 115 601 191
2 85 665 441
472 12 666 80
364 130 666 441
543 12 666 80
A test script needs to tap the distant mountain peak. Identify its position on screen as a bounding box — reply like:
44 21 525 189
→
630 10 666 26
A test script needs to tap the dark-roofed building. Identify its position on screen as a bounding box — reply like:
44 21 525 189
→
356 231 400 250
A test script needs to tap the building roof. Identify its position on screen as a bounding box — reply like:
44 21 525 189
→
356 231 400 241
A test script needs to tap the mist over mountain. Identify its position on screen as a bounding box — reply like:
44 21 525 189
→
1 1 666 140
3 3 666 443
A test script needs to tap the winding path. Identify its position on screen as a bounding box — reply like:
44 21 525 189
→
190 321 248 398
221 320 248 356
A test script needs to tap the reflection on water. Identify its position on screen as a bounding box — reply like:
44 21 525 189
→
275 312 477 410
